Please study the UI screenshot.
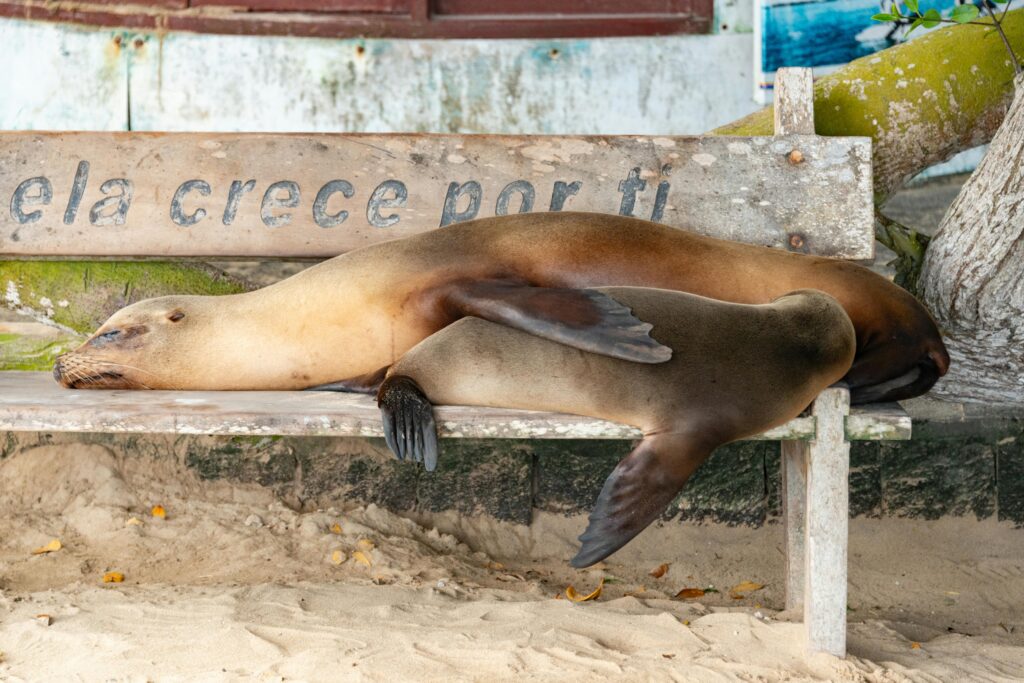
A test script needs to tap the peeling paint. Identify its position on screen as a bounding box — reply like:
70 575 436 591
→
0 19 759 135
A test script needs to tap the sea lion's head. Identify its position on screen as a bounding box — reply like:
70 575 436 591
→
53 296 212 390
844 287 950 405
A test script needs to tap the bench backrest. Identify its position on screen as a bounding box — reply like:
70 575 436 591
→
0 70 873 261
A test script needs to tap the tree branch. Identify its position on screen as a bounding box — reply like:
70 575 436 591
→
712 9 1024 203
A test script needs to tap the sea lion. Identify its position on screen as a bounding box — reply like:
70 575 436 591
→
376 287 857 567
53 212 946 403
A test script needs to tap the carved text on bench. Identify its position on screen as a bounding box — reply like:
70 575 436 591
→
8 162 670 231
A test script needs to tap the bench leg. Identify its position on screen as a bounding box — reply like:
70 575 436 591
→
803 387 851 657
782 438 808 612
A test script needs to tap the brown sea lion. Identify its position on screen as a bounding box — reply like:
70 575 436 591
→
53 212 946 403
377 287 857 566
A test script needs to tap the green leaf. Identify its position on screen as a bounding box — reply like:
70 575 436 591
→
872 12 897 21
951 4 980 22
992 0 1008 4
906 16 925 34
904 0 919 14
922 7 941 28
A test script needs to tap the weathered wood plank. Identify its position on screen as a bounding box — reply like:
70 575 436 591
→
773 68 815 136
803 387 851 657
846 404 911 441
782 439 808 612
0 372 906 441
0 132 873 259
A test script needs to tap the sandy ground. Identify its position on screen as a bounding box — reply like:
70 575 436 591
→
1 442 1023 682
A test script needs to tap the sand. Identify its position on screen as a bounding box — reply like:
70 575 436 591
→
1 442 1022 682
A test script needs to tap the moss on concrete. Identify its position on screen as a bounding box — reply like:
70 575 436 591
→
670 442 772 526
415 440 534 524
0 332 80 371
1 260 250 335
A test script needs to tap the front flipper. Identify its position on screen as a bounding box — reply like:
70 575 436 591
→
376 374 439 472
571 433 716 568
306 366 390 394
443 280 672 364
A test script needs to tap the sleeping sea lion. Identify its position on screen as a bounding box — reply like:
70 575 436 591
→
53 212 946 403
376 287 857 567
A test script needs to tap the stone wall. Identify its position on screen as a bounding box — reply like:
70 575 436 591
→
4 399 1022 527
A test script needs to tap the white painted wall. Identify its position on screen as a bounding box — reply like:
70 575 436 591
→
0 20 126 130
0 17 757 136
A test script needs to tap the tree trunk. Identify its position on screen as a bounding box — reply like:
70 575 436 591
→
919 74 1024 402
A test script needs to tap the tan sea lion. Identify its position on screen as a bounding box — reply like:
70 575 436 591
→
377 287 857 567
53 212 946 403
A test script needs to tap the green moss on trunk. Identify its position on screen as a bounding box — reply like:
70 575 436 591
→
713 10 1024 201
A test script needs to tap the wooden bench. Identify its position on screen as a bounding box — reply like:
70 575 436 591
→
0 68 909 658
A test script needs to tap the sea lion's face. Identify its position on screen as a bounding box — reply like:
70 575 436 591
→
53 296 207 390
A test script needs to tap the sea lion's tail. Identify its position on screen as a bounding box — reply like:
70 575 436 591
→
571 433 716 568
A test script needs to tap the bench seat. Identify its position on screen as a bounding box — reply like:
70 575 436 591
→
0 371 910 442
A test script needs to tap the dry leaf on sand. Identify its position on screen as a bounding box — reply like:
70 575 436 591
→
729 581 765 598
151 505 166 519
675 588 706 600
565 579 604 603
103 571 125 583
31 539 62 555
649 563 670 579
352 551 372 567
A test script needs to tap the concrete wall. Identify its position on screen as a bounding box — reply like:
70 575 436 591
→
4 399 1022 527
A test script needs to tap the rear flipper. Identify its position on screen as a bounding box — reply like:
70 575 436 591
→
571 433 716 568
848 358 940 404
443 280 672 364
376 375 439 472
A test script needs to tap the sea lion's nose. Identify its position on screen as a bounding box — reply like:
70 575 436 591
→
52 355 68 384
929 347 950 377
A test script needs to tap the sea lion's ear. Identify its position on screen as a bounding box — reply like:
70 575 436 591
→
376 374 439 472
571 433 715 568
442 280 672 364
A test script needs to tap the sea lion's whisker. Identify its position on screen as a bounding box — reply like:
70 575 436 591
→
88 360 175 390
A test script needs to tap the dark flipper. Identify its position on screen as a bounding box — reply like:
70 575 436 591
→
571 433 715 568
306 366 390 394
376 375 439 472
443 280 672 364
848 357 941 404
